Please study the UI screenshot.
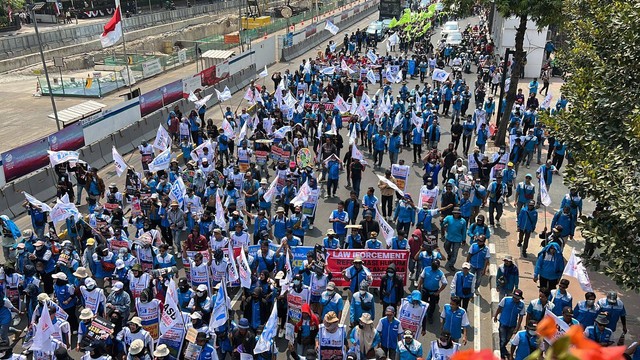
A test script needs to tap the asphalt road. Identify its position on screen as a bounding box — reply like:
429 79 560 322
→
6 9 639 360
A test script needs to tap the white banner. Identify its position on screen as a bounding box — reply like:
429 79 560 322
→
376 205 395 247
153 125 172 151
23 192 52 212
215 86 232 102
29 303 55 352
334 95 349 113
262 176 279 203
273 126 292 139
221 119 235 139
159 279 183 335
239 250 252 289
290 180 311 206
47 150 79 166
112 146 127 177
376 174 405 197
539 176 552 206
148 147 171 172
195 94 213 109
254 301 279 354
432 68 450 82
210 277 229 329
563 250 593 292
169 177 186 208
366 49 378 63
325 20 339 35
366 69 377 84
259 65 268 78
50 197 80 225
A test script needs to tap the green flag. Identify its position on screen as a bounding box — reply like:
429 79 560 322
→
397 9 411 25
388 17 398 28
428 3 436 12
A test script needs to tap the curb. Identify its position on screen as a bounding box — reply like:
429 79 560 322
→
489 243 501 358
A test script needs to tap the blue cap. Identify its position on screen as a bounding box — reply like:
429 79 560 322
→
238 318 250 329
411 290 421 302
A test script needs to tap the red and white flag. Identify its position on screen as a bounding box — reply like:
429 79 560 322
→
101 2 123 48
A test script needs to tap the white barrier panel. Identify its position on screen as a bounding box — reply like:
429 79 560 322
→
251 36 277 72
228 51 256 76
82 98 142 145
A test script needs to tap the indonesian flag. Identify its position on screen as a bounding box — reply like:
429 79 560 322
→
101 3 123 48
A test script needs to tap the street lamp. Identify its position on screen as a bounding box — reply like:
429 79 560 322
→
32 2 61 131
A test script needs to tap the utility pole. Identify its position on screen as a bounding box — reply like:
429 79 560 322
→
32 3 61 131
495 47 515 129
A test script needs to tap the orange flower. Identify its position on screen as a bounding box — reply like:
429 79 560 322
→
570 346 627 360
566 324 600 349
536 315 558 338
451 349 498 360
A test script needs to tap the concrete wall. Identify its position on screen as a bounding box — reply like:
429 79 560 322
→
251 36 277 72
494 15 548 79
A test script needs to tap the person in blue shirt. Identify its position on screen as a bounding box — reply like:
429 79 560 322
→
390 230 408 250
325 155 343 198
440 296 469 344
271 207 289 241
323 229 341 249
597 291 627 333
350 281 375 327
496 255 520 299
376 306 403 359
417 259 448 324
515 174 536 216
466 214 491 245
393 195 417 235
551 206 575 239
494 288 526 359
517 200 538 257
442 208 467 272
466 236 490 291
476 123 489 153
426 120 441 149
329 201 350 246
536 160 559 207
365 232 384 249
372 129 387 168
487 174 508 226
362 187 379 218
550 279 573 316
552 139 567 170
573 292 600 329
342 257 372 295
584 314 614 346
412 125 424 164
526 287 555 323
319 282 344 319
195 331 216 360
388 129 403 165
177 277 194 311
461 115 475 156
450 263 476 311
533 243 564 290
509 321 540 360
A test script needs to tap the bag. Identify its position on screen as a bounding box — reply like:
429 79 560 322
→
101 259 116 272
361 299 373 311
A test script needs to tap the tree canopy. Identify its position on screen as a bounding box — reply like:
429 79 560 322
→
545 0 640 291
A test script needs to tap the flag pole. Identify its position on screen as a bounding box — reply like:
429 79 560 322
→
116 0 133 95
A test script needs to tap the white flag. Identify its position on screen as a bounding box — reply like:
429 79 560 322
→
324 20 339 35
366 49 378 63
393 111 404 130
376 174 404 196
112 146 128 177
168 177 186 208
160 279 183 335
259 65 268 78
541 93 553 110
366 69 377 84
153 124 172 151
349 97 358 114
237 120 248 143
411 111 423 128
243 87 256 104
296 95 306 113
563 250 593 292
341 59 356 74
321 66 336 75
227 241 240 283
188 91 198 102
255 88 264 105
273 126 292 139
239 250 252 289
334 94 349 113
47 150 79 166
262 177 279 203
290 180 311 206
254 301 279 354
50 197 80 225
329 42 337 52
351 143 364 161
210 277 230 329
215 86 232 102
215 192 226 229
432 68 450 82
388 32 399 46
23 192 52 212
29 303 55 352
221 119 235 139
194 94 212 109
148 147 171 172
375 204 395 247
539 176 552 206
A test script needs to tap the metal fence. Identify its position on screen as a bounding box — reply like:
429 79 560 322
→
38 71 142 98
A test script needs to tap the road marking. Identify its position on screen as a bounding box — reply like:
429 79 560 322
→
341 299 350 324
474 293 481 351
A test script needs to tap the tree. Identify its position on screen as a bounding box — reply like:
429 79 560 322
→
444 0 563 146
545 0 640 291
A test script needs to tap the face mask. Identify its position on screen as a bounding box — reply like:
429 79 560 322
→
528 330 536 336
87 285 96 291
35 246 43 251
17 249 24 254
196 291 204 297
327 290 334 296
387 272 394 277
293 280 301 286
586 300 595 307
359 290 366 296
438 340 447 347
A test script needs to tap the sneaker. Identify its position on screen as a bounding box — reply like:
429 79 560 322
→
278 329 285 338
309 224 314 230
522 252 528 258
517 242 522 247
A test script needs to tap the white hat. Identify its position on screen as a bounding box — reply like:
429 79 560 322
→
51 272 68 281
462 262 471 269
128 316 143 327
190 312 203 320
115 259 125 270
129 339 144 355
112 281 124 291
196 284 208 292
84 278 97 287
154 344 170 357
79 308 94 320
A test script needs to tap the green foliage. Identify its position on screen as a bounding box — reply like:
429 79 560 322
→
545 0 640 291
0 0 26 13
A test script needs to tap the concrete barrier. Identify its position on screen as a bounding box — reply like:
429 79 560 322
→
113 127 136 154
28 168 58 206
0 189 12 218
5 178 33 218
97 135 115 166
79 143 105 170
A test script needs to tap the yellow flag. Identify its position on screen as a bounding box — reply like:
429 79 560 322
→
85 78 93 88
